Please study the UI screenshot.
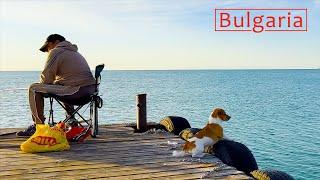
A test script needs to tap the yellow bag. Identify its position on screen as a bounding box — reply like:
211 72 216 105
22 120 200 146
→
21 124 70 153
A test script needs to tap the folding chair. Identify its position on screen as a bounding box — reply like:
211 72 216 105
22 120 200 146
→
46 64 104 138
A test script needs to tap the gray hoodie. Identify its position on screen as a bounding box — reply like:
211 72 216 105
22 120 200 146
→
39 41 95 95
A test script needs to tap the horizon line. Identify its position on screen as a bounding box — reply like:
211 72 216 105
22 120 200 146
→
0 67 319 72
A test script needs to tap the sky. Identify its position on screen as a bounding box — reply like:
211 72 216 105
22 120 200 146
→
0 0 319 71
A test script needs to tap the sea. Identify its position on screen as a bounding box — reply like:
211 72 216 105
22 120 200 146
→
0 70 319 179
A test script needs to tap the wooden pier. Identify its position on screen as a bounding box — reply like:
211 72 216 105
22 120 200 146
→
0 125 251 179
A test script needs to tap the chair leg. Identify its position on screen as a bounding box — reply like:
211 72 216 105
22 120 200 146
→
94 99 99 135
91 99 98 137
49 97 99 137
49 97 54 126
53 99 88 127
89 101 93 136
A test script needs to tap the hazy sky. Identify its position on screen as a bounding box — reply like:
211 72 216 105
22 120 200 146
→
1 0 319 70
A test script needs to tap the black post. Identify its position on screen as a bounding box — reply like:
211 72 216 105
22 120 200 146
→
136 94 147 132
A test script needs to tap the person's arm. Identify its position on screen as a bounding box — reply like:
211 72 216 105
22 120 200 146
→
39 49 62 84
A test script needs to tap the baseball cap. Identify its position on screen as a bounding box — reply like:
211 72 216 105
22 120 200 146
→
39 34 65 52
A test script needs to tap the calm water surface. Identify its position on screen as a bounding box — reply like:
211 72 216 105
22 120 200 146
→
0 70 319 179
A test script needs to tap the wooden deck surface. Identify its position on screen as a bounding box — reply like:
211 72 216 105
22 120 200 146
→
0 125 251 179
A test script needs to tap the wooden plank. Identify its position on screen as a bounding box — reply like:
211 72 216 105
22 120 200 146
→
1 151 184 170
1 152 222 172
0 161 214 177
0 150 221 169
0 125 250 179
0 140 182 157
2 165 218 180
0 135 179 146
1 142 221 170
0 157 216 173
0 128 22 136
1 161 216 178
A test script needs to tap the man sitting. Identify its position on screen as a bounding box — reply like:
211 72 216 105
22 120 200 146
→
17 34 96 136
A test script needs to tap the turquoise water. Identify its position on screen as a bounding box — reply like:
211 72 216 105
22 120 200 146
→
0 70 319 179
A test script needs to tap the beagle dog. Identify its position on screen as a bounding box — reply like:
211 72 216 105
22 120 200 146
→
173 108 231 157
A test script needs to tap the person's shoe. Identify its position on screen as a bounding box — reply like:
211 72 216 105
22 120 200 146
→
16 124 36 137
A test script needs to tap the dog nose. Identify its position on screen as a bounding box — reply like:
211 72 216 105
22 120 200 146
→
226 115 231 120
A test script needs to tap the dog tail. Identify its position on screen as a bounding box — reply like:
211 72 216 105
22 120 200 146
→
172 150 186 157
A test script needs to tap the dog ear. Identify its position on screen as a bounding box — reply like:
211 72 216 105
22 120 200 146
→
211 108 220 118
211 109 216 118
212 108 231 121
217 109 226 116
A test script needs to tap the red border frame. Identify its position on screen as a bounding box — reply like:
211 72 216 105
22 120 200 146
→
214 8 308 32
